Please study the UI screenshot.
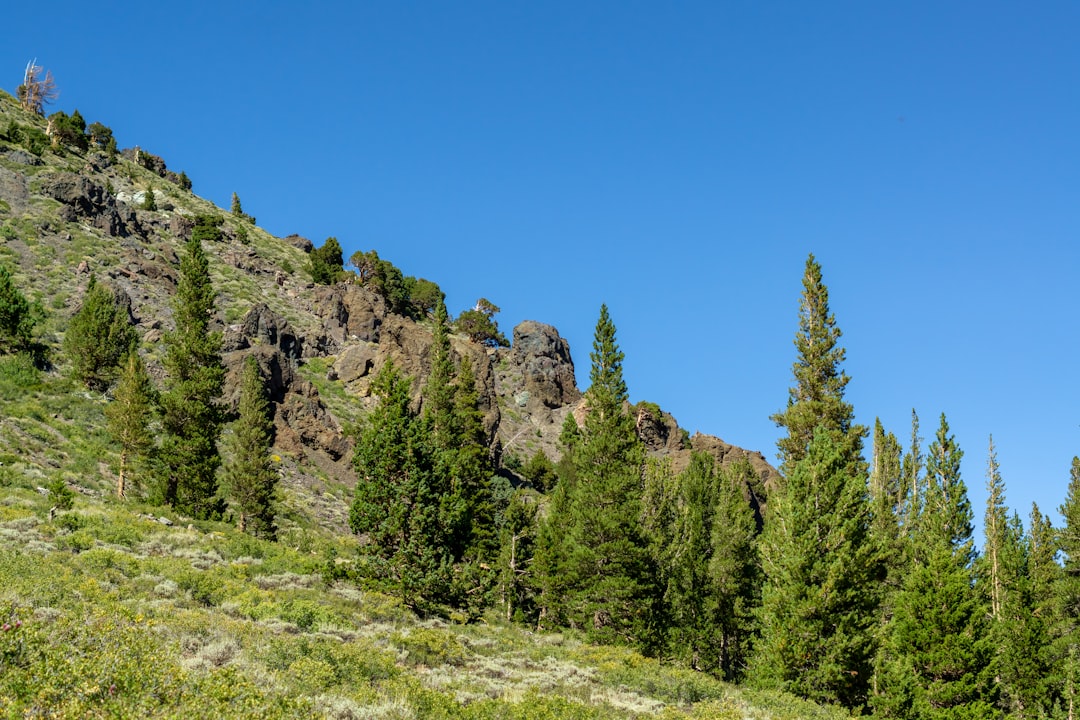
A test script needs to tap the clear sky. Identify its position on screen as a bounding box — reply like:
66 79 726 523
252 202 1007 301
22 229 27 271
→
5 2 1078 537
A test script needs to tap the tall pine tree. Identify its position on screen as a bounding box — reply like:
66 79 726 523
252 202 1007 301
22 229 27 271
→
535 305 659 650
755 254 877 708
154 236 226 519
221 355 277 539
350 361 450 606
104 351 155 499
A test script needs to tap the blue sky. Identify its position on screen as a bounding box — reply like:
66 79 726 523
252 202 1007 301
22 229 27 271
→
5 2 1078 536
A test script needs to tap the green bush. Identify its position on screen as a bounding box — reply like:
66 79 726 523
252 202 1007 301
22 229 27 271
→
47 110 88 151
391 627 468 667
308 237 343 285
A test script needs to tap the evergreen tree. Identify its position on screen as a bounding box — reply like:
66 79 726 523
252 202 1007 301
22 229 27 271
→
1024 504 1061 716
660 453 717 671
752 429 878 708
869 418 905 588
709 458 762 682
771 254 865 477
535 305 659 650
222 355 277 539
64 275 137 390
900 409 924 537
154 237 226 519
349 361 449 606
0 264 35 355
104 351 155 499
983 436 1008 621
874 414 993 719
308 237 344 285
497 490 539 623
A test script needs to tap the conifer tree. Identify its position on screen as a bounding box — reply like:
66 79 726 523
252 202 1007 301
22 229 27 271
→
658 453 715 669
0 263 36 355
708 458 762 681
64 275 137 390
535 305 659 650
900 409 923 537
222 355 277 539
1024 504 1061 715
983 436 1008 621
154 237 226 518
104 351 155 499
874 414 993 719
771 254 865 478
350 361 449 605
497 491 539 623
752 429 878 708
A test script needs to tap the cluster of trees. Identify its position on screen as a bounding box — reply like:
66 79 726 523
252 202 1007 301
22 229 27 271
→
346 299 502 610
58 238 279 538
339 252 1080 720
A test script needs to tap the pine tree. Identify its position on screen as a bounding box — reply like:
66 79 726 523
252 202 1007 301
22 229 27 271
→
983 436 1007 621
222 355 277 539
709 458 762 681
535 305 659 650
64 275 137 390
870 418 905 584
874 414 993 719
0 263 35 355
771 254 865 478
752 429 879 708
900 409 923 537
104 351 155 499
154 237 226 519
497 490 539 623
350 361 449 606
658 453 715 670
1025 504 1061 716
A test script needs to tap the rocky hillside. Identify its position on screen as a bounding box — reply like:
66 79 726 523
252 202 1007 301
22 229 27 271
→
0 87 775 532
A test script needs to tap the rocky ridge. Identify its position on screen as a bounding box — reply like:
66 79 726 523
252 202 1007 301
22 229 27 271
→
0 88 775 532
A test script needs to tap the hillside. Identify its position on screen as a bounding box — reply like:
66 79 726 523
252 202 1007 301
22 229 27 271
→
0 88 854 718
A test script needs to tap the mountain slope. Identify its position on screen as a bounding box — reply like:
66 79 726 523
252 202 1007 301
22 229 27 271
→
0 88 845 718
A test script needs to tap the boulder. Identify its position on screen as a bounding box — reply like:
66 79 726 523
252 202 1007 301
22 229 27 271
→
283 234 314 253
508 321 580 409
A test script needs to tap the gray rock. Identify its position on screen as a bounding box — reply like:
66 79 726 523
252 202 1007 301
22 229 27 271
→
510 321 580 409
283 234 314 253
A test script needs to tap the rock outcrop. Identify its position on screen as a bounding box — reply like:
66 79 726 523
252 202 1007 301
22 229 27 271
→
41 173 143 238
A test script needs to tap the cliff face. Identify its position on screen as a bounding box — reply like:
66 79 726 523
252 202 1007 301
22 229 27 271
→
0 89 775 531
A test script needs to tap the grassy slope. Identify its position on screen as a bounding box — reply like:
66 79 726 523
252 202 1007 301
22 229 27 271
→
0 91 849 719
